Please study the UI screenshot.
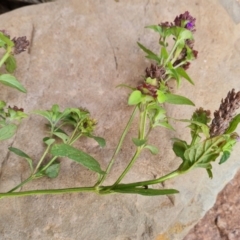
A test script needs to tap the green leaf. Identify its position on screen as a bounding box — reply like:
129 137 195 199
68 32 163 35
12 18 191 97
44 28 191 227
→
225 113 240 134
5 55 17 73
50 144 105 174
175 67 194 85
180 120 210 138
128 90 142 105
132 138 147 147
33 110 53 124
172 139 188 160
155 121 175 130
160 47 169 62
53 131 69 143
137 42 160 63
178 28 193 40
113 187 179 196
45 163 60 178
157 90 167 103
0 100 6 109
146 25 163 35
0 32 14 47
8 147 33 172
87 134 106 147
0 74 26 93
0 124 17 141
206 168 213 179
145 145 159 155
183 136 225 167
166 64 181 87
165 93 195 106
219 151 231 165
43 137 55 146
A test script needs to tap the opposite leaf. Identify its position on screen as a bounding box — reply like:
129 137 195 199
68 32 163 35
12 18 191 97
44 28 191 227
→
132 138 147 147
50 144 105 174
9 147 33 172
165 93 195 106
45 163 60 178
0 74 26 93
225 113 240 134
128 90 142 105
0 124 17 141
113 187 179 196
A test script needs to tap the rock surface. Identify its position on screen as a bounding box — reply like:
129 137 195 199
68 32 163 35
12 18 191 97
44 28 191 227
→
0 0 240 239
184 168 240 240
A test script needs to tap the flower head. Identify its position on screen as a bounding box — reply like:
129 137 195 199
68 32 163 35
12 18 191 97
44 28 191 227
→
12 36 29 54
174 11 196 32
137 82 158 98
145 64 166 81
210 89 240 137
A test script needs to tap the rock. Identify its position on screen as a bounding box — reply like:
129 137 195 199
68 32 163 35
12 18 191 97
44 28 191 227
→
0 0 240 239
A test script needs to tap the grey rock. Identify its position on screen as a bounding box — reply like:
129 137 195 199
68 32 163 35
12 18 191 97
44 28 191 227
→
0 0 240 240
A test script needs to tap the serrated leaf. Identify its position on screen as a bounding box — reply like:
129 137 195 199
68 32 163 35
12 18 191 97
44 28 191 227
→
0 74 26 93
0 124 17 141
113 187 179 196
128 90 142 105
165 93 195 106
176 67 194 85
5 55 17 73
225 113 240 134
132 138 147 147
8 147 33 172
145 145 159 155
45 163 60 178
137 42 160 63
50 144 105 174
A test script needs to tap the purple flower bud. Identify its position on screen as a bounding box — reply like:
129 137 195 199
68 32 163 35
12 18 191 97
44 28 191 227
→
174 11 196 32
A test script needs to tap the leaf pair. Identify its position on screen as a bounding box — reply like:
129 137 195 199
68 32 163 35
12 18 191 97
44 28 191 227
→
9 143 105 177
173 135 237 178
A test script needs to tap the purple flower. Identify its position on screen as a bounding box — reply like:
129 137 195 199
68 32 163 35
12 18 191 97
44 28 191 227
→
174 11 196 32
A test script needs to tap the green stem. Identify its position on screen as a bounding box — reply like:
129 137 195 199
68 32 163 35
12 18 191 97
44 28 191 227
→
33 144 51 174
7 176 33 193
0 48 10 68
112 169 181 189
164 40 179 66
110 104 148 188
111 147 142 188
0 186 96 199
67 120 84 144
95 105 138 186
40 156 58 172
